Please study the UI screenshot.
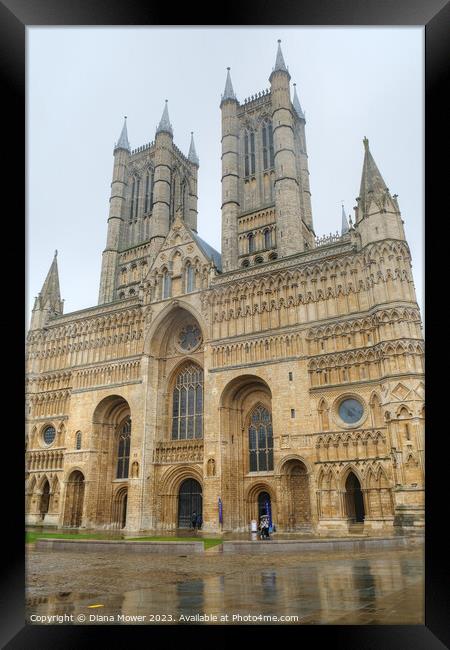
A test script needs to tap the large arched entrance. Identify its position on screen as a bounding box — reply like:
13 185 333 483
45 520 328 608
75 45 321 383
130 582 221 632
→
220 374 273 531
345 472 365 522
91 395 131 527
280 459 311 531
178 479 202 528
39 480 50 520
63 470 85 527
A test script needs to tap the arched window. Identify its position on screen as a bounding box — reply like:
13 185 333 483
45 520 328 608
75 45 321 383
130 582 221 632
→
129 178 136 219
171 364 204 440
116 417 131 479
248 404 273 472
162 269 171 299
244 130 256 176
370 394 382 427
134 178 140 219
262 121 274 170
318 399 329 431
185 263 195 293
144 169 153 213
264 229 271 249
248 233 255 254
75 431 82 450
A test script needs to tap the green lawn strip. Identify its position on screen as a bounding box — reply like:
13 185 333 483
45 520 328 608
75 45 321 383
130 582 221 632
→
126 536 223 549
26 532 123 544
26 531 223 549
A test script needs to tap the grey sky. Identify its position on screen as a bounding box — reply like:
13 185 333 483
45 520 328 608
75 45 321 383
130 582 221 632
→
27 27 424 324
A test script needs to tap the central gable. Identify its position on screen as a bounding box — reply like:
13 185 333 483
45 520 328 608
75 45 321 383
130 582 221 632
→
149 215 221 275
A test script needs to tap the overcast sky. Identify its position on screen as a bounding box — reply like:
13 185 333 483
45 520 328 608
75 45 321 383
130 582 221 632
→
27 27 424 325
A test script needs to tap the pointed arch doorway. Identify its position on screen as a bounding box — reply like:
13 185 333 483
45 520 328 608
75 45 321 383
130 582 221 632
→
345 472 365 523
178 479 202 528
40 480 50 520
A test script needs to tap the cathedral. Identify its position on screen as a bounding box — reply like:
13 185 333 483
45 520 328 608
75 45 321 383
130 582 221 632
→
25 41 424 535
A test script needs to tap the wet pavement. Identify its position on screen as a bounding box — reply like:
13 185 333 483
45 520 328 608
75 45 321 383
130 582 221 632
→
26 541 424 625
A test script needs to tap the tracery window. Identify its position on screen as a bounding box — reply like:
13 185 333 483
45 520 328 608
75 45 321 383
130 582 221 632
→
171 364 203 440
248 405 273 472
116 417 131 479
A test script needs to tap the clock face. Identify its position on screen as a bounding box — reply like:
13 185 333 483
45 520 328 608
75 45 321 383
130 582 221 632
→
339 398 364 424
178 324 202 351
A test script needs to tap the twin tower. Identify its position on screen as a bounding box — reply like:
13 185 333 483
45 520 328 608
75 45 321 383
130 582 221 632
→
98 41 316 303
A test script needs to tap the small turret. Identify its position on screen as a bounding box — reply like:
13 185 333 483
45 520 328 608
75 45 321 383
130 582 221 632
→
98 116 130 304
354 137 406 246
270 40 304 255
220 68 240 271
30 251 64 330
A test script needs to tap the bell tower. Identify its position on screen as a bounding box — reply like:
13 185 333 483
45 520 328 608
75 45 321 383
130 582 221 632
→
220 41 315 273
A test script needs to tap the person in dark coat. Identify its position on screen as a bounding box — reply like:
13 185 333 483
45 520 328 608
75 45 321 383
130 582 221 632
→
191 511 197 529
196 513 203 530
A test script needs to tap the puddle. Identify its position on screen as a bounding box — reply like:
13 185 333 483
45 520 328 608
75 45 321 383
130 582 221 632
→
26 550 424 625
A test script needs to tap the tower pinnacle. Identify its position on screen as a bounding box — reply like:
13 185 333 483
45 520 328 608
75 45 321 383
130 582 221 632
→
115 116 130 152
341 204 349 234
221 67 237 104
293 83 305 120
273 40 288 73
359 137 389 214
156 100 173 137
188 132 199 166
30 251 64 329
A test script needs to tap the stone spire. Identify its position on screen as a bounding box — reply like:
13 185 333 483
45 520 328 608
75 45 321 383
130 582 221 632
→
221 67 237 104
156 100 173 137
115 116 130 152
341 204 349 234
30 251 63 329
188 132 199 166
293 83 305 120
273 40 288 73
358 137 389 213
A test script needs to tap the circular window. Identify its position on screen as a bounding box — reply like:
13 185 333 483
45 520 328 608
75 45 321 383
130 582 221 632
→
43 425 56 445
178 324 202 352
338 398 364 424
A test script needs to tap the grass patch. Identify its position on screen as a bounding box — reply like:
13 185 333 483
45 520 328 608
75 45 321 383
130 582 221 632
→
26 532 122 544
126 536 223 549
26 531 223 549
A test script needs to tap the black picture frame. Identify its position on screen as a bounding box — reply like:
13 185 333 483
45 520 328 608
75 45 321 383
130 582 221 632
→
3 0 448 646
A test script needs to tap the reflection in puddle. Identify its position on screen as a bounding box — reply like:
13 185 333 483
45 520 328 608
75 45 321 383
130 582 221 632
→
26 552 424 625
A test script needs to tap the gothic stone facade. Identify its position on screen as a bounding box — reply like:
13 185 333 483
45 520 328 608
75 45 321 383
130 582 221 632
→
25 44 424 535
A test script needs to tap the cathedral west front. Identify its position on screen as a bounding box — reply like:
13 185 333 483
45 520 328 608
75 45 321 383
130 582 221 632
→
25 41 425 535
